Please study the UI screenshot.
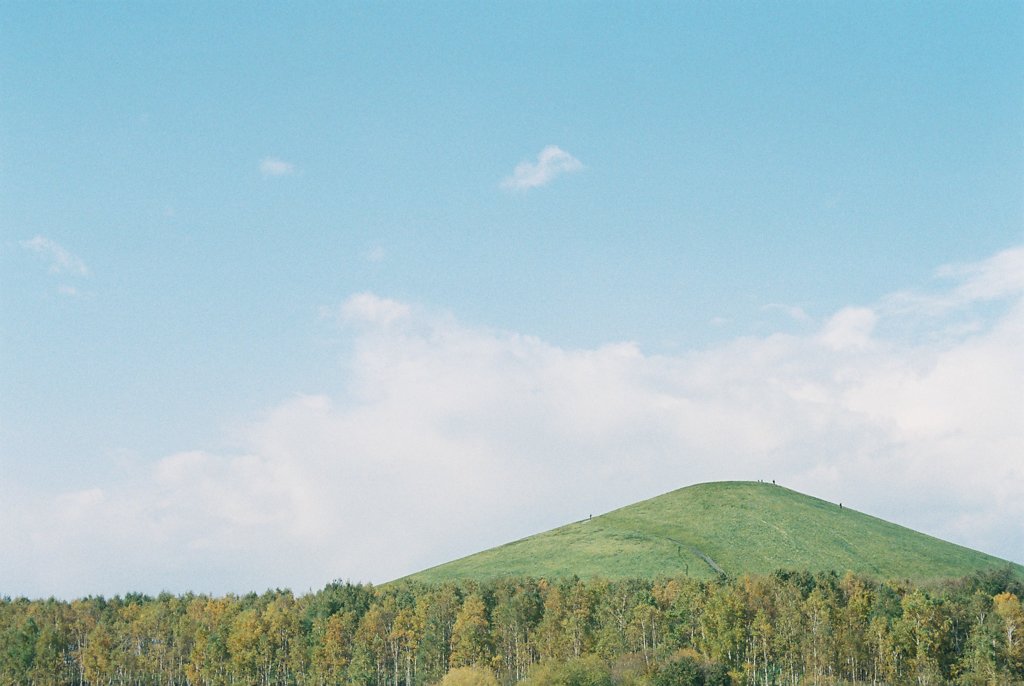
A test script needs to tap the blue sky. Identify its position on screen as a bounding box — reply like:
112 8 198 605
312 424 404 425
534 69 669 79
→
1 2 1022 598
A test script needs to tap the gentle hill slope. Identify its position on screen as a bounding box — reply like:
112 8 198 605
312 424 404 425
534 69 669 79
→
404 481 1023 583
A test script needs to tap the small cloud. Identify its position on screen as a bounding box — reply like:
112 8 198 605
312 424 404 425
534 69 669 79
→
56 488 105 511
20 236 88 276
341 292 411 326
365 245 386 263
501 145 583 191
821 193 843 210
818 307 877 351
259 157 296 177
938 245 1024 302
884 245 1024 318
763 303 811 323
58 285 81 298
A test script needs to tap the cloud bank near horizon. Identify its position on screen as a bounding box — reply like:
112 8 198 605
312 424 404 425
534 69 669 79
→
2 247 1021 599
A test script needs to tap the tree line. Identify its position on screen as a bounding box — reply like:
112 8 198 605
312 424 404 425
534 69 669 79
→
2 568 1022 686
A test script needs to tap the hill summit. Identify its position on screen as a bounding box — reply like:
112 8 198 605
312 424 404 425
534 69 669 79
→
404 481 1022 583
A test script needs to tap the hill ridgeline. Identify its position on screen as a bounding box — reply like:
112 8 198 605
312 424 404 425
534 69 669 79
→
403 481 1022 583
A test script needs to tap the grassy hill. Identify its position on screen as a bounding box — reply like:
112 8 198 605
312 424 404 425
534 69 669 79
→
404 481 1023 584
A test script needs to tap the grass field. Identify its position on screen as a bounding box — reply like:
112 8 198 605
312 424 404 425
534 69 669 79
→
403 481 1023 584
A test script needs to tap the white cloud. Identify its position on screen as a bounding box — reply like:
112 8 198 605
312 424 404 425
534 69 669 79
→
501 145 583 190
259 157 296 177
2 247 1022 598
939 246 1024 302
762 303 811 323
885 245 1024 316
339 292 411 326
20 235 88 276
818 307 877 350
365 245 386 263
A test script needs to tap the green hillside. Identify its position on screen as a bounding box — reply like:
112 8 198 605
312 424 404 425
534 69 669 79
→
405 481 1023 583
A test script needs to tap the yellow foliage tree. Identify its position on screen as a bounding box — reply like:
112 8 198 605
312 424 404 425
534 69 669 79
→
450 595 491 668
438 665 500 686
993 592 1024 673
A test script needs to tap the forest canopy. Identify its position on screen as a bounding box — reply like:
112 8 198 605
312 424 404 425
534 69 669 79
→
2 569 1022 686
